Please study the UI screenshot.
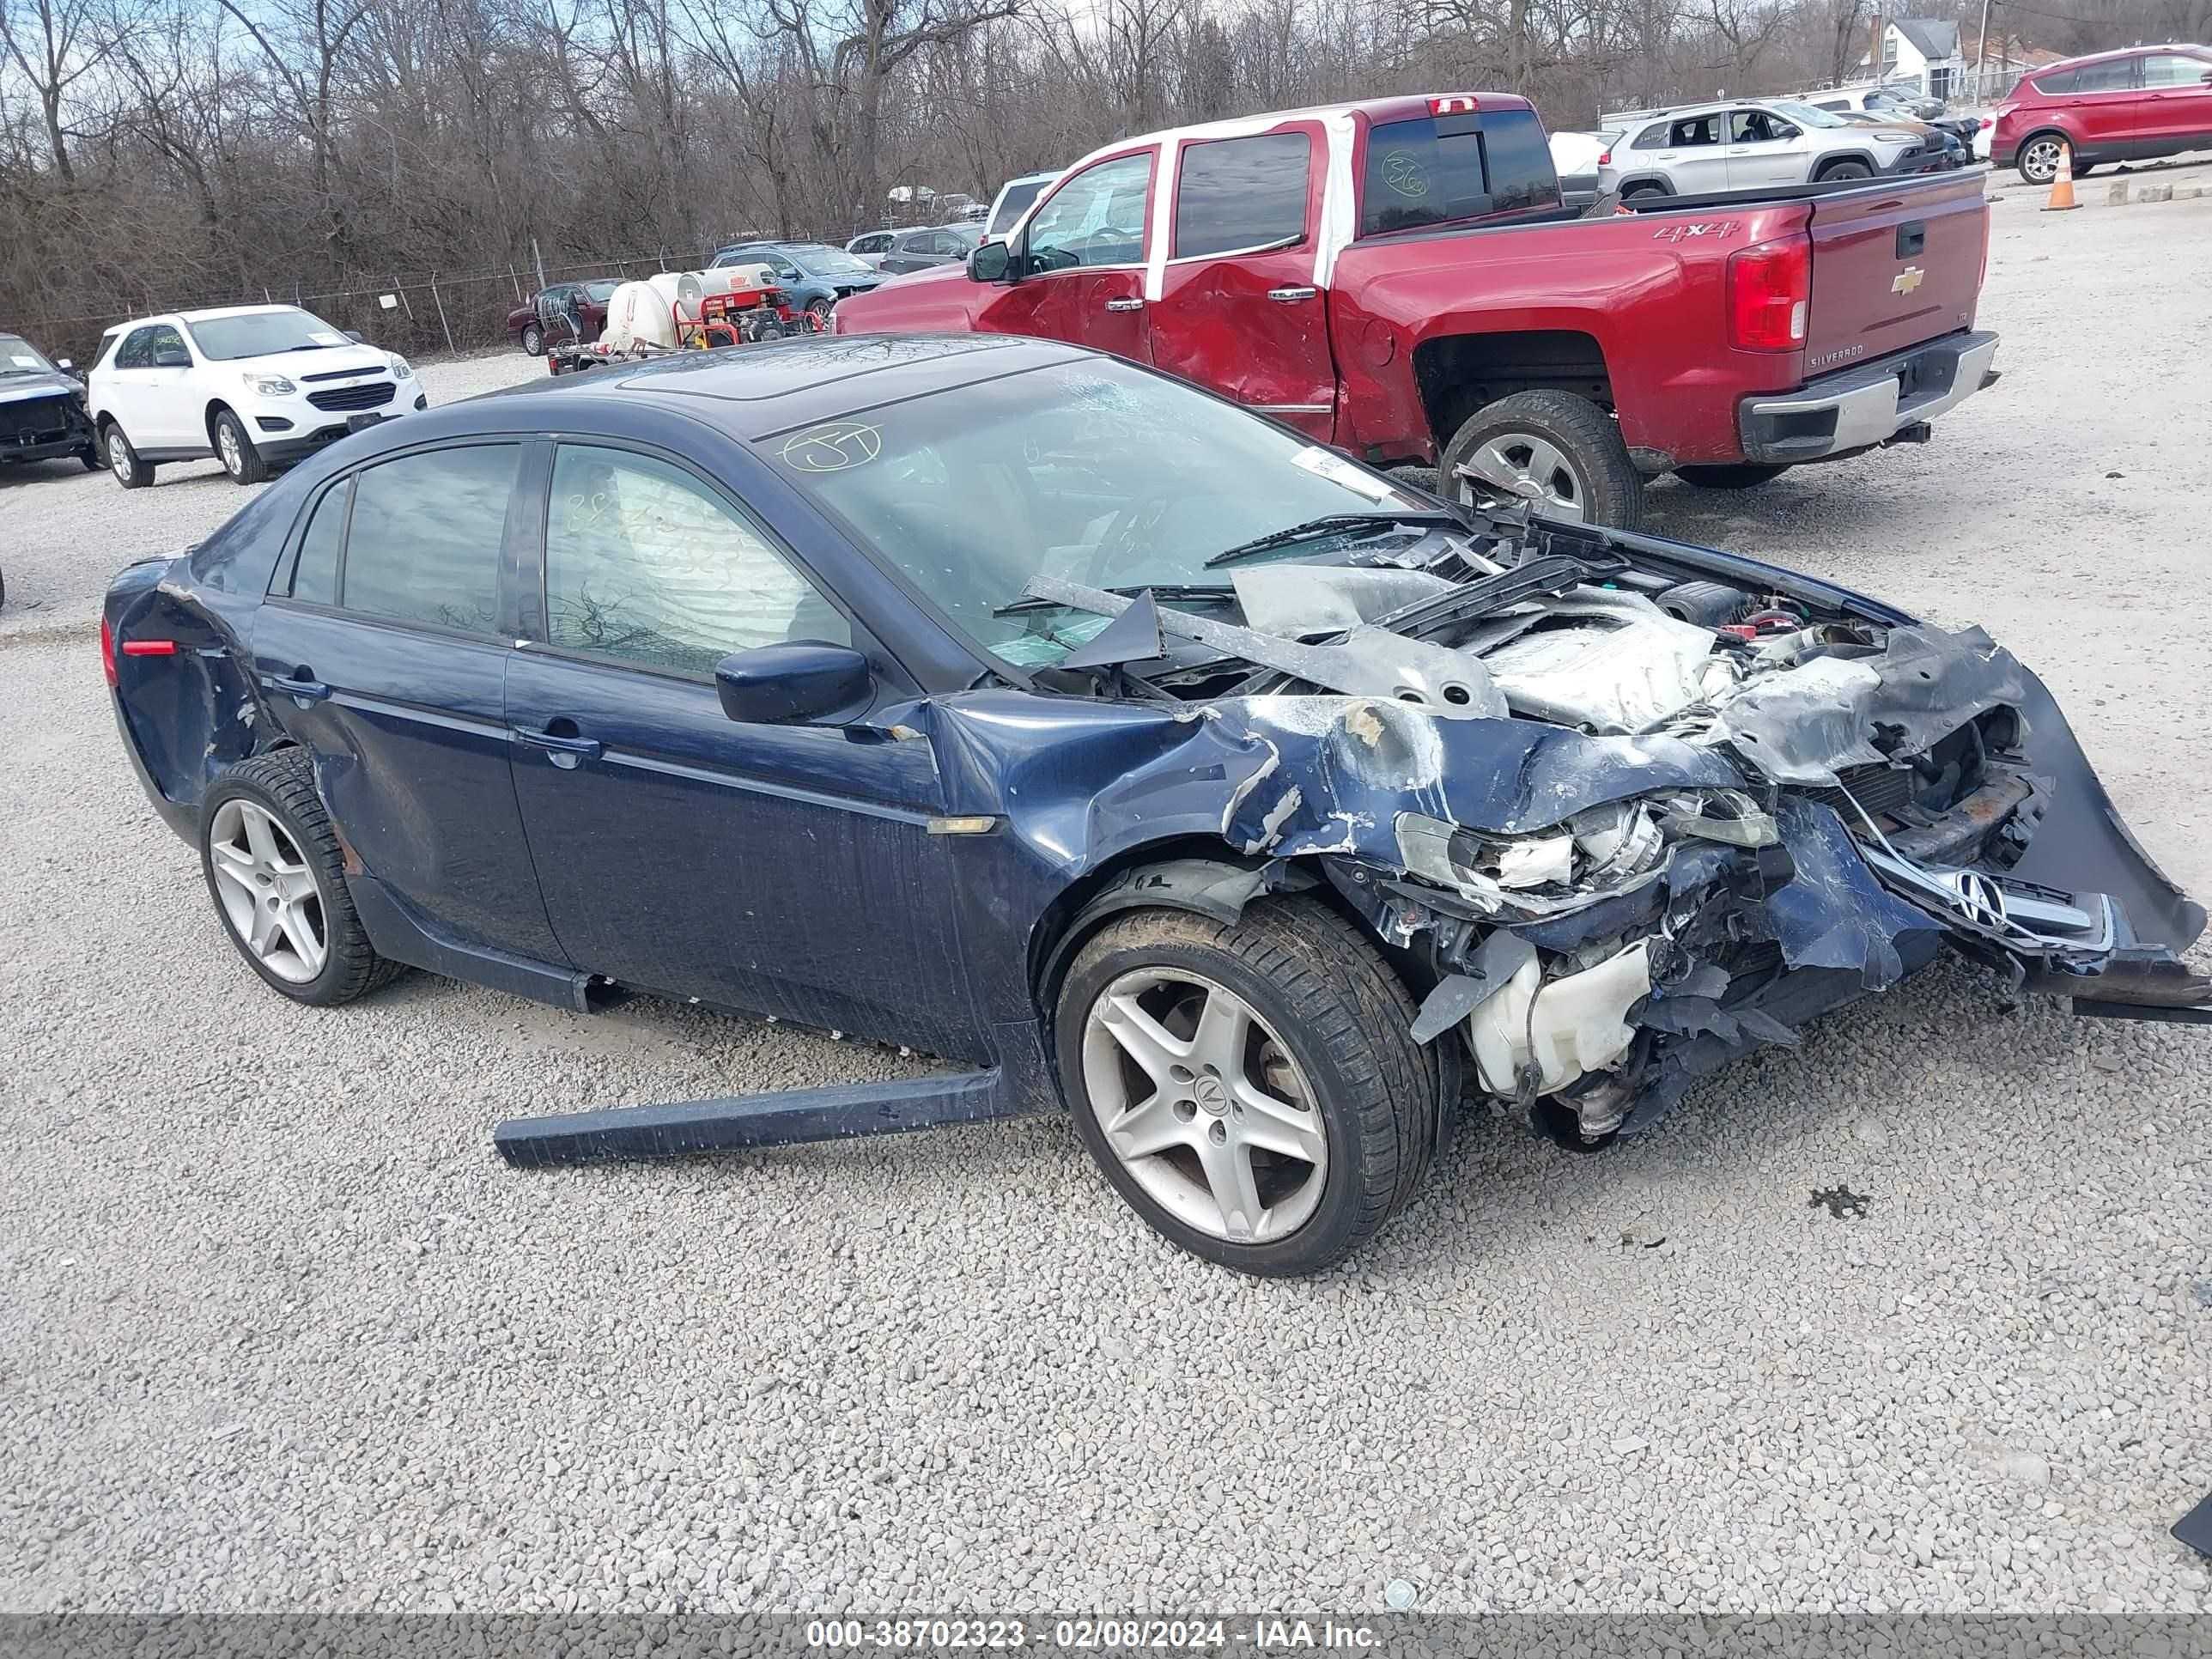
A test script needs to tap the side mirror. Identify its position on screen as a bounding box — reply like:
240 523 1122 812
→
2201 69 2212 84
968 240 1012 283
154 349 191 368
714 641 872 725
56 358 73 372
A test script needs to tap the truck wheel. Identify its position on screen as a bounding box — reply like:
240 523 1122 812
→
1441 390 1644 529
1675 463 1789 490
1054 897 1437 1277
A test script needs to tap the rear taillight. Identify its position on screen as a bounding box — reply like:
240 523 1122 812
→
100 616 117 688
121 639 177 657
1726 234 1811 352
1598 147 1613 167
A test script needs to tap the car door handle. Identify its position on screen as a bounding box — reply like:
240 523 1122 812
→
270 671 330 703
1267 286 1319 302
1103 297 1145 313
514 726 604 768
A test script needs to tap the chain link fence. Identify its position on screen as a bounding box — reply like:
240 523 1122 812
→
18 207 966 367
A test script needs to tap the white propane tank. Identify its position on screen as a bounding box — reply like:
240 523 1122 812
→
603 280 678 351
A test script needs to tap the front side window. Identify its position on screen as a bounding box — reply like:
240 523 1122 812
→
1173 131 1310 258
340 445 519 635
1731 110 1796 143
2141 52 2209 87
768 359 1430 670
115 329 155 369
1025 153 1153 270
544 445 849 676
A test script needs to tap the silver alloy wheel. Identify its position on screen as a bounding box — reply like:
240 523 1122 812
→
109 434 132 483
208 799 329 984
1455 434 1587 521
217 420 244 477
522 323 544 356
2021 137 2065 183
1080 968 1328 1243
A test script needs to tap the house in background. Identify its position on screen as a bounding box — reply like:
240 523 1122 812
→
1859 18 1968 99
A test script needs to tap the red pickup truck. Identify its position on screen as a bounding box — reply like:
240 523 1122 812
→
833 94 1998 529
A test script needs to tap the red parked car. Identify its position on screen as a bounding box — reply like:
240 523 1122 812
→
1992 44 2212 184
507 279 619 356
836 94 1996 529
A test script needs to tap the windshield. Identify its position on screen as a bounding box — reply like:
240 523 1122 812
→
0 336 60 376
988 177 1054 235
185 309 350 360
769 357 1432 670
786 244 873 276
585 279 619 301
1769 101 1850 128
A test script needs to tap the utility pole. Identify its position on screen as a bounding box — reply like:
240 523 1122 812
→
1975 0 1993 98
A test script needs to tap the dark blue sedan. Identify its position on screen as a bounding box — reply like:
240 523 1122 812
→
104 334 2208 1275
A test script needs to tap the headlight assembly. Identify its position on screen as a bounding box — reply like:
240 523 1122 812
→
243 374 296 397
387 354 413 380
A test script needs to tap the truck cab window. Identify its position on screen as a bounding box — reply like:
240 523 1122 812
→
1173 131 1310 258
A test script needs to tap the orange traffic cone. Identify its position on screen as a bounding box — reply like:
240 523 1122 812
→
2044 143 2079 212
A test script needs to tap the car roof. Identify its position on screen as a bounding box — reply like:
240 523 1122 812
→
480 332 1093 444
2040 42 2203 70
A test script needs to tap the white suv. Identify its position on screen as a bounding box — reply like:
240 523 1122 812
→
87 304 425 489
1597 100 1928 197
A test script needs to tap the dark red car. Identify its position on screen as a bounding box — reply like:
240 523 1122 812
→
507 279 619 356
1992 44 2212 184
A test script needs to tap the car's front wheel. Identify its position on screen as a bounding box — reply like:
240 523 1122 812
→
105 423 154 489
1818 159 1873 182
520 322 544 356
212 408 269 484
200 750 404 1006
805 297 834 325
1055 897 1437 1277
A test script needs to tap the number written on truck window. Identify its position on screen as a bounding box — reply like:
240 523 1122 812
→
1359 107 1554 235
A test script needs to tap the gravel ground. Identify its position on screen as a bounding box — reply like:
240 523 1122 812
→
3 191 2211 1616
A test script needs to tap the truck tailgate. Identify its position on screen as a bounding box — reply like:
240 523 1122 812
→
1802 172 1987 372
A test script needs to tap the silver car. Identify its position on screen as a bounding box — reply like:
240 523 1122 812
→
1598 100 1928 198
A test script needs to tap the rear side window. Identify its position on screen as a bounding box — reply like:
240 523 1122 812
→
1669 114 1725 146
340 445 519 635
2032 68 2075 94
2072 58 2136 92
1632 122 1668 150
1174 131 1311 258
282 479 349 605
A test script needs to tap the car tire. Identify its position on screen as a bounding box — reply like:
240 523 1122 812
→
805 297 834 325
212 407 269 485
520 322 544 356
199 749 406 1006
1675 463 1790 490
1621 182 1668 201
1054 897 1438 1278
1818 160 1873 181
106 424 154 489
2017 133 2069 185
1440 389 1644 529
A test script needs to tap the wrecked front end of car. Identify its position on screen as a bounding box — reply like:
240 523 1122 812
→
1016 510 2208 1147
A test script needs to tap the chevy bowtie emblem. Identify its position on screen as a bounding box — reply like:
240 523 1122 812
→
1893 265 1925 295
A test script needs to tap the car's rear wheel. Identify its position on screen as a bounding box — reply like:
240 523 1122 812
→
1621 182 1668 201
2018 134 2069 185
106 424 154 489
212 408 269 485
200 750 404 1006
1676 462 1790 490
1441 389 1644 530
520 322 544 356
1054 897 1437 1277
